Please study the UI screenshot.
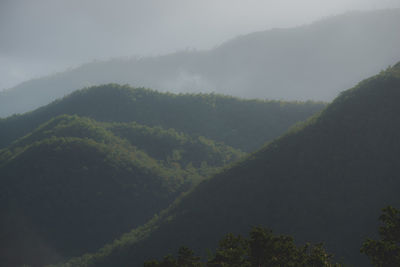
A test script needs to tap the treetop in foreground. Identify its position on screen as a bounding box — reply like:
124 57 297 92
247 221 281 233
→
145 226 340 267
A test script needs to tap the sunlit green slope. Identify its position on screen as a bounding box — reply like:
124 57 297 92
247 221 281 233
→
0 114 243 267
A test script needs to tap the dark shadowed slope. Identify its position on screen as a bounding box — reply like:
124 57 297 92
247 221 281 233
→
59 63 400 267
0 85 324 152
1 8 399 116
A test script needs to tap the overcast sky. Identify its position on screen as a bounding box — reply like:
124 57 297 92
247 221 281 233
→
1 0 399 90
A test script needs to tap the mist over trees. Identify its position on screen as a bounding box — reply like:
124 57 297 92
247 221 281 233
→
1 4 400 267
0 8 399 117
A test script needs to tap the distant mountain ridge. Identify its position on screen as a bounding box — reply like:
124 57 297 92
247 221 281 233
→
57 63 400 267
1 8 399 117
0 84 325 152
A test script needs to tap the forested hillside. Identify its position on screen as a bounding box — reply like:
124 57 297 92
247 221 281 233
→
0 84 324 152
57 63 400 267
0 8 399 116
0 114 243 267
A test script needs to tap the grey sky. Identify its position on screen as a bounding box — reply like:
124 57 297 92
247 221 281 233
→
1 0 399 90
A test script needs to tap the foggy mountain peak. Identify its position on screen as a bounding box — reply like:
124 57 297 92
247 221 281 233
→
1 0 400 89
0 8 399 116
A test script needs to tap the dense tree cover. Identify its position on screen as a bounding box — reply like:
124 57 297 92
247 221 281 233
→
361 206 400 267
0 114 243 267
3 114 243 171
0 138 178 267
144 227 339 267
0 84 325 152
0 9 399 117
55 63 400 267
104 122 244 169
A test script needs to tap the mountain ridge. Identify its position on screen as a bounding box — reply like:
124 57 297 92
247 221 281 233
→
0 84 324 152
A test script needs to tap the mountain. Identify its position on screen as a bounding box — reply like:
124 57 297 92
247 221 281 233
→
7 115 244 171
0 114 243 267
1 8 399 117
58 63 400 267
0 85 323 266
0 84 324 152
